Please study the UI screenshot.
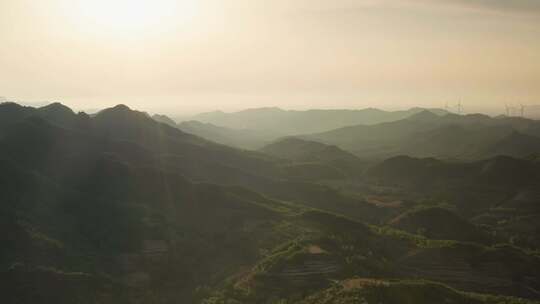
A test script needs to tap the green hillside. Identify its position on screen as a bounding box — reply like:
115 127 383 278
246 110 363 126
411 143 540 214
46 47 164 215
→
2 102 540 303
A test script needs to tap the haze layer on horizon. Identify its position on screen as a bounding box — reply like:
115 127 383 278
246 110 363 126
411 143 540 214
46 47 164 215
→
1 0 539 115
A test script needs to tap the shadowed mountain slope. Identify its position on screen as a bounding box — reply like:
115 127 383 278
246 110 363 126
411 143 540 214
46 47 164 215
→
389 207 492 244
367 155 540 189
260 138 366 179
151 114 177 126
261 138 360 163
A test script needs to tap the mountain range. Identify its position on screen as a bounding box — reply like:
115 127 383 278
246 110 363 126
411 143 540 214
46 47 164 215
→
2 102 540 303
186 106 448 135
304 110 540 160
152 107 449 150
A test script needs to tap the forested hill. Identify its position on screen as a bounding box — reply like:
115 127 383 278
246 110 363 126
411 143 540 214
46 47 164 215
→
2 102 540 304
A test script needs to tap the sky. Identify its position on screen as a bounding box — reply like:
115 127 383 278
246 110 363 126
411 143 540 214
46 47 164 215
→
1 0 540 115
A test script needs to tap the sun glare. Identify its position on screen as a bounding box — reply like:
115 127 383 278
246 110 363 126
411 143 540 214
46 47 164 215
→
70 0 200 36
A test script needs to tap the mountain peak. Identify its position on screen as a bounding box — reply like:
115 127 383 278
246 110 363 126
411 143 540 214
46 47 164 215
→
94 104 151 124
0 101 26 113
96 104 137 116
407 110 439 121
110 104 132 111
39 102 74 115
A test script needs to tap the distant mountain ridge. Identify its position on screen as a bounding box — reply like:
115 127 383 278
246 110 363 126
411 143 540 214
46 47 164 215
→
305 110 540 159
187 107 449 135
177 120 277 149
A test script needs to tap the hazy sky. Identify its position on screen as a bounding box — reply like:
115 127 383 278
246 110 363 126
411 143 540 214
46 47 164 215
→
1 0 539 115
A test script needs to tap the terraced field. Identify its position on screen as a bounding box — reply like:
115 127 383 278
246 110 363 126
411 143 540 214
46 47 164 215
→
271 256 341 285
396 247 540 299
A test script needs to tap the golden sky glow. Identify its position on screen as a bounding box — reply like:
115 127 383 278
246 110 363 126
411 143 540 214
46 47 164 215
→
1 0 540 114
67 0 199 35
